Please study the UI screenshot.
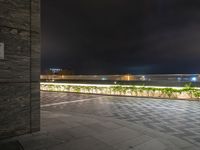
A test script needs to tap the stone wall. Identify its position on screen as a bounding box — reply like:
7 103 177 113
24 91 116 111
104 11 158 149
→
0 0 40 139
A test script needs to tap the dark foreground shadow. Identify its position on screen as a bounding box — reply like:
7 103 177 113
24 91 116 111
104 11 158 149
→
0 140 24 150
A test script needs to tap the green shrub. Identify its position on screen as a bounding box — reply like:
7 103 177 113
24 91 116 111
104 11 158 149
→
41 83 200 100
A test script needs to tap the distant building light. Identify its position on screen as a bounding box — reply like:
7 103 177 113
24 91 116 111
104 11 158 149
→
191 77 197 82
101 77 107 81
140 76 146 81
50 68 62 74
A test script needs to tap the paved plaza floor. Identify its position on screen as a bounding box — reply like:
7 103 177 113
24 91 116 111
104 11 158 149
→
4 91 200 150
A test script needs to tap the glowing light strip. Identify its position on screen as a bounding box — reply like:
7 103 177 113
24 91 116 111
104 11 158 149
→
40 82 200 89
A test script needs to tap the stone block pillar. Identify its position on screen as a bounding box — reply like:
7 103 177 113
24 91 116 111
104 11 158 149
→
0 0 40 138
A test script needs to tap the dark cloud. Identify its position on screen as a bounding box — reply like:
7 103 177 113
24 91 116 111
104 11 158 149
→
41 0 200 74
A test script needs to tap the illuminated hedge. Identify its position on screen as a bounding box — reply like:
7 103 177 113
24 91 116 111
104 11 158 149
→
40 83 200 100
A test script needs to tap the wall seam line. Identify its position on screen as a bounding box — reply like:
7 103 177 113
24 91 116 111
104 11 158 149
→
29 0 32 133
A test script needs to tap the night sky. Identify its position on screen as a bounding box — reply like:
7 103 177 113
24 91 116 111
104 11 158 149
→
41 0 200 74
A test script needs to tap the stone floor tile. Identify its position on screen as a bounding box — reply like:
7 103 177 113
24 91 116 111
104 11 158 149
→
99 121 123 130
18 133 63 150
41 92 200 146
133 139 167 150
94 127 142 146
85 123 114 134
114 135 153 150
48 137 117 150
66 126 93 138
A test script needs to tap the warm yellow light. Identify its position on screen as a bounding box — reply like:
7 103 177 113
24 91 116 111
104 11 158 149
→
127 75 130 81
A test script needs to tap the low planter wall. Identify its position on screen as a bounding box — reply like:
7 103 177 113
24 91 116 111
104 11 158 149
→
40 82 200 100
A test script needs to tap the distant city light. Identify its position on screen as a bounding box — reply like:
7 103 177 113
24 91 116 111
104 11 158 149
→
127 75 130 81
50 68 62 74
101 77 107 80
140 75 146 81
191 77 197 82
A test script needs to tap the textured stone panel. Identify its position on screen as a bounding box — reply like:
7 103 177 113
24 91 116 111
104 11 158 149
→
0 27 30 56
31 0 40 33
0 26 30 82
31 32 40 82
0 0 40 139
31 82 40 132
0 0 30 30
0 83 31 139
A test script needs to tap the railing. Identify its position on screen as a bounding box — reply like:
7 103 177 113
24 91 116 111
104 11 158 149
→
40 74 200 87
